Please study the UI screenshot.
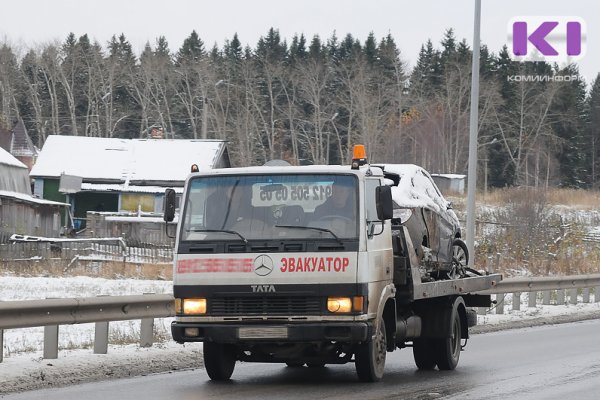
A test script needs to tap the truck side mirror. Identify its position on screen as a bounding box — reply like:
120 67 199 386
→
376 186 393 220
164 188 176 222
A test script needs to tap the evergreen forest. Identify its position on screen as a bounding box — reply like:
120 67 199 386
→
1 28 599 189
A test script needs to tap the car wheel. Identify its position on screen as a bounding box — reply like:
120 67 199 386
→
450 239 469 278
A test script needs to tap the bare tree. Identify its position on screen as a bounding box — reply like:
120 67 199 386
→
295 57 338 164
0 43 22 128
493 77 560 186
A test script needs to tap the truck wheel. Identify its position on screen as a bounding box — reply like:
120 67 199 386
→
203 342 236 380
355 318 387 382
412 338 436 370
435 311 461 370
466 307 478 328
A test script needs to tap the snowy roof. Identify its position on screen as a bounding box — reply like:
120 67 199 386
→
0 190 69 206
0 147 27 169
81 183 184 194
30 136 227 183
191 164 383 178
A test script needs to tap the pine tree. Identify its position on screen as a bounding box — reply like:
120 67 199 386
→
0 44 23 127
440 28 457 66
363 32 377 64
176 31 205 65
289 33 307 63
337 33 361 62
587 74 600 187
155 36 171 61
107 34 139 138
18 49 46 144
224 33 243 65
255 28 287 64
550 65 587 187
411 39 441 98
376 34 402 81
308 35 325 62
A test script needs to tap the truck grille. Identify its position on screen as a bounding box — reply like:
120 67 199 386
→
210 296 322 315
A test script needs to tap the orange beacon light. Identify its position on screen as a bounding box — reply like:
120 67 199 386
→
351 145 367 169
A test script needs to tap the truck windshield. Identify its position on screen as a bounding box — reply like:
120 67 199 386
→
180 174 358 241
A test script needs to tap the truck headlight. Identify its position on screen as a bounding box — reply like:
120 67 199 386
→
182 298 207 315
327 297 352 313
327 296 364 313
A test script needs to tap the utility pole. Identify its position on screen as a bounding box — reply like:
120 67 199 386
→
466 0 481 269
201 98 208 140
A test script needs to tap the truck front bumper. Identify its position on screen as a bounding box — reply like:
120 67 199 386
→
171 321 370 344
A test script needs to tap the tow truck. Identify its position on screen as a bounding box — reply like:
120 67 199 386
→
163 145 501 382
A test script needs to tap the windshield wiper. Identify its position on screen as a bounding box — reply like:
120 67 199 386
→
275 225 343 244
187 229 248 243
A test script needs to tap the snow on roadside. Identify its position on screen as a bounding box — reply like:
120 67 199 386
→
0 276 172 301
0 276 173 357
478 296 600 326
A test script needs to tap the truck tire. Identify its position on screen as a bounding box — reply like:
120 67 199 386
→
412 338 436 370
435 310 461 370
466 307 478 328
203 342 236 380
355 318 387 382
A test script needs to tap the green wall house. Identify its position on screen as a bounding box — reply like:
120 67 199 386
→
30 136 230 230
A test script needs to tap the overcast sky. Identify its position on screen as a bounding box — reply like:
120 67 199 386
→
1 0 598 85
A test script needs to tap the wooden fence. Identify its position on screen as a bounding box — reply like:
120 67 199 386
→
0 241 173 264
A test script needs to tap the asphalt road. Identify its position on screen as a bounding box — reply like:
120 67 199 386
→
5 319 600 400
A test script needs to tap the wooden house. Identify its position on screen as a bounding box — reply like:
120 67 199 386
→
30 136 230 230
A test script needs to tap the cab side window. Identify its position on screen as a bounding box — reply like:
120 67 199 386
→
365 179 382 222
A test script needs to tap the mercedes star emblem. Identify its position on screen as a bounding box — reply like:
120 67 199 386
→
253 255 274 276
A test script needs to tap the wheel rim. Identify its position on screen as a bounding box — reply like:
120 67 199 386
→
374 319 387 375
453 245 467 267
451 315 461 360
450 244 467 279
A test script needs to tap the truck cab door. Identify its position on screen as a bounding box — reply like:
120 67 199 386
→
365 178 393 281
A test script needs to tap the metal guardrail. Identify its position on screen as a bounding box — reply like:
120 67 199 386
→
474 273 600 316
0 294 174 330
0 275 599 362
0 294 174 363
477 273 600 295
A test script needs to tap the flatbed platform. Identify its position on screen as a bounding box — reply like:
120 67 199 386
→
413 274 503 300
